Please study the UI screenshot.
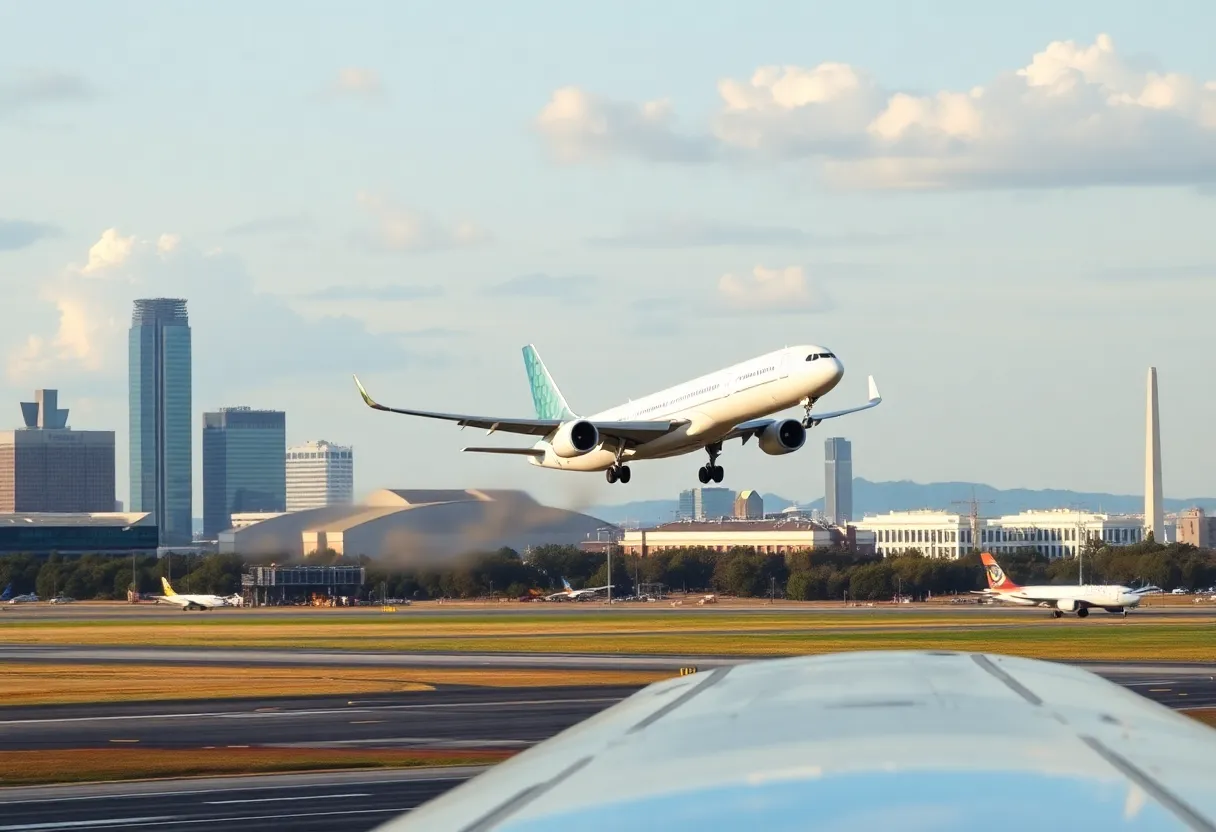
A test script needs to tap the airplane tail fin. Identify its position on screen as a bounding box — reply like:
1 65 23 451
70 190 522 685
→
980 552 1020 591
562 577 573 592
0 584 11 601
160 577 177 597
522 345 577 421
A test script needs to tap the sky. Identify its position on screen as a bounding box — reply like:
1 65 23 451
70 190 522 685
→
2 0 1215 516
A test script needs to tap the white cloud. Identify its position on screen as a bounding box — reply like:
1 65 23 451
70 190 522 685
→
355 191 490 252
716 265 830 314
79 228 135 275
6 229 421 387
537 34 1216 189
331 67 383 97
535 86 709 163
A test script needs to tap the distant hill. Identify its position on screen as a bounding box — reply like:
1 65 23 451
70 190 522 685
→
588 478 1216 527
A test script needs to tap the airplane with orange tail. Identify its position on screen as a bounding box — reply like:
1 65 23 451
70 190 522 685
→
972 552 1158 618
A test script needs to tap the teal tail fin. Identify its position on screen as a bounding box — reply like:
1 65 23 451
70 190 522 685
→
522 345 577 420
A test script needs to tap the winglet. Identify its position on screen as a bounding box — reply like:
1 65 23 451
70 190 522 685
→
867 375 881 404
353 375 384 411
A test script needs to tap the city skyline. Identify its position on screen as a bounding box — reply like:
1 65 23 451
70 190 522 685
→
3 5 1214 511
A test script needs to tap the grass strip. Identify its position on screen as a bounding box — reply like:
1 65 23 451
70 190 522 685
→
0 747 514 787
3 624 1208 662
1184 709 1216 729
0 663 669 706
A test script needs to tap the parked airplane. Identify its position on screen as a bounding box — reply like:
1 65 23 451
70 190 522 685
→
973 552 1158 617
355 344 880 485
150 577 236 611
545 578 613 601
4 584 39 604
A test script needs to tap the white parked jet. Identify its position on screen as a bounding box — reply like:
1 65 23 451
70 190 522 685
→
150 577 235 611
974 552 1159 617
546 578 612 601
355 344 880 484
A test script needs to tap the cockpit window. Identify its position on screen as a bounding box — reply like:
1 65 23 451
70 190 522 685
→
806 352 835 361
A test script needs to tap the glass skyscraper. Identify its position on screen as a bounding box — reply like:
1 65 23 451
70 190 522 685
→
202 408 287 538
129 298 192 546
824 437 853 526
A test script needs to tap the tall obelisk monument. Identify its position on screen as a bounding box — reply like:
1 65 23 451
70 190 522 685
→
1144 367 1164 540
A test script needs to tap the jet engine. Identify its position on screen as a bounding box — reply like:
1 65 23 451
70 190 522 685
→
550 420 600 458
1055 599 1077 612
758 418 807 456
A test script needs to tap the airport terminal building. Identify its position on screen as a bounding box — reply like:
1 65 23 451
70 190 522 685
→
218 488 613 559
621 518 876 557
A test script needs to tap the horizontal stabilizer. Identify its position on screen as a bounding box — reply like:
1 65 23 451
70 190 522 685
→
462 446 546 457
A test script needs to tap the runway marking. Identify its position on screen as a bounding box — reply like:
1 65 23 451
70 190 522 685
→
0 697 622 726
205 792 371 805
107 739 138 744
31 808 415 828
0 817 173 830
350 720 383 724
226 745 249 748
0 775 475 805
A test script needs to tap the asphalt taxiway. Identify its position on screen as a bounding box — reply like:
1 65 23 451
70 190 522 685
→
0 768 482 832
0 672 1213 753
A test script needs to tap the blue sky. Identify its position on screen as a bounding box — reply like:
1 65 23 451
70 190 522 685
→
3 1 1215 514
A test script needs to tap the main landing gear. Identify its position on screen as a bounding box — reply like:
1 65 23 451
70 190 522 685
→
698 442 724 484
606 444 631 484
605 465 631 484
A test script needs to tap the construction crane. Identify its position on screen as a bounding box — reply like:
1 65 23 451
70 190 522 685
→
951 490 995 554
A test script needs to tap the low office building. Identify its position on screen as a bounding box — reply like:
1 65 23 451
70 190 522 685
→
0 512 158 554
219 488 611 559
621 518 875 557
1177 508 1216 549
858 508 1150 560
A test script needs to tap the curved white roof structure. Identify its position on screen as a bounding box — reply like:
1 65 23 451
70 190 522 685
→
218 489 611 561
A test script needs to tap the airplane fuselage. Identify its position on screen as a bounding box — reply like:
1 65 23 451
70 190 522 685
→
529 345 842 472
990 584 1143 609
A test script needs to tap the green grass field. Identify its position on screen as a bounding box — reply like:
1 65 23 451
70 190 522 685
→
3 613 1213 662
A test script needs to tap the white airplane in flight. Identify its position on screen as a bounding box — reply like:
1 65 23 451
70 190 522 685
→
974 552 1158 617
150 577 237 611
355 344 880 484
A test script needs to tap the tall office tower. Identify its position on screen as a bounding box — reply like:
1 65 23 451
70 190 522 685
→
286 440 354 512
1144 367 1164 541
129 298 192 546
824 437 853 526
0 389 115 512
202 408 287 537
677 487 736 521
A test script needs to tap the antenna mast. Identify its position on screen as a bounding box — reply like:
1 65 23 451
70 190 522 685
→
950 488 995 555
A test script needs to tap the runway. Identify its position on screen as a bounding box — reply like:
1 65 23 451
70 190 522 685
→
0 768 481 831
0 672 1213 753
0 686 634 751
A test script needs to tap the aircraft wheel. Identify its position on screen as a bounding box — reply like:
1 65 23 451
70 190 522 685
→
618 465 631 484
605 467 619 484
1076 607 1089 618
698 466 710 484
711 465 724 483
1051 610 1063 618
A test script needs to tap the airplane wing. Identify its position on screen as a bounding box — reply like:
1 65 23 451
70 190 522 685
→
354 376 683 446
724 375 882 444
375 650 1216 831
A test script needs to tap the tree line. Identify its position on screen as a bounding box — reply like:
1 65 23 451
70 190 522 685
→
3 539 1211 603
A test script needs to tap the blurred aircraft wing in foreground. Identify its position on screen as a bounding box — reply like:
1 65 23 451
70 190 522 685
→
377 650 1216 831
